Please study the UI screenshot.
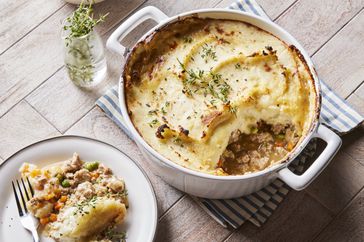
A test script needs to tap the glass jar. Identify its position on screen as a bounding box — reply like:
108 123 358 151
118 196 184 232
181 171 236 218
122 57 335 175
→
62 30 107 87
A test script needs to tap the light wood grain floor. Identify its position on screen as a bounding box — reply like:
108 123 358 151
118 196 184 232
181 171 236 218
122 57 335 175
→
1 0 364 241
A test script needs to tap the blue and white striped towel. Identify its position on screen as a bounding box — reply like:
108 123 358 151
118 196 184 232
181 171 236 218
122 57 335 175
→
96 0 364 228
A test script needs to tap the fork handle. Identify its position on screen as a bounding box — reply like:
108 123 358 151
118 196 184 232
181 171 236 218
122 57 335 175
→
31 229 40 242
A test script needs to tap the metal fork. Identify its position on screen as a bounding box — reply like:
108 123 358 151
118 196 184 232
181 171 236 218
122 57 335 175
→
12 177 40 242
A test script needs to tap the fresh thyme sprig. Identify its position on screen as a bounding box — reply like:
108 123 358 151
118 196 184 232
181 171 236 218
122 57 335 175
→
177 58 204 85
177 58 232 103
63 1 109 45
208 72 231 102
201 44 217 62
63 2 109 85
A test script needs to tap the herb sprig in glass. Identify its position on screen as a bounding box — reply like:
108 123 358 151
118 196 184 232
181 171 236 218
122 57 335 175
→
63 2 109 45
62 1 109 86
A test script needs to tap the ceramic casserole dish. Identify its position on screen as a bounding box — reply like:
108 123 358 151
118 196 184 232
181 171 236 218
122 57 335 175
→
106 6 342 199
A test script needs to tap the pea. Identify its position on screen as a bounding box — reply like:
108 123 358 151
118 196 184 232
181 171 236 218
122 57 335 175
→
84 161 99 171
61 179 71 188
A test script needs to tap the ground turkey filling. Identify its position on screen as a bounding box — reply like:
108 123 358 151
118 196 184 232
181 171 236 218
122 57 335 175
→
21 153 128 241
220 122 299 175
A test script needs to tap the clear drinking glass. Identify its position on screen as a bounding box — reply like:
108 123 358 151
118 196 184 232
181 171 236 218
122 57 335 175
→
62 29 107 87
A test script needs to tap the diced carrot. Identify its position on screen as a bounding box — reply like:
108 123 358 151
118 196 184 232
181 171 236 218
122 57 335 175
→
275 140 285 147
54 188 61 197
59 195 68 203
287 142 294 151
91 172 99 179
40 217 49 225
49 213 57 222
54 202 63 210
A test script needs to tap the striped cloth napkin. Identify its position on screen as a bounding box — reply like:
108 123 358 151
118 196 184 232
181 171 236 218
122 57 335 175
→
96 0 364 228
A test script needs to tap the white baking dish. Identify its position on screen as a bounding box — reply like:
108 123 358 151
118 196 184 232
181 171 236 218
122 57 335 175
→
106 6 342 199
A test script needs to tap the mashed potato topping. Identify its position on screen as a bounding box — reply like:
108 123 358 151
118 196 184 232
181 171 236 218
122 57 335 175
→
125 18 317 175
20 153 128 242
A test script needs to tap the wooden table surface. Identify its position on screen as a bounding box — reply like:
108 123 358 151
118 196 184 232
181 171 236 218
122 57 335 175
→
1 0 364 241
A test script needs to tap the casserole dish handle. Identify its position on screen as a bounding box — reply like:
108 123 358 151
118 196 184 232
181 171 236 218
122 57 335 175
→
278 124 342 190
106 6 168 56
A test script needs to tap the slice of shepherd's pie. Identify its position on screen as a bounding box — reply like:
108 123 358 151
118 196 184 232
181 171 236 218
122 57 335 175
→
20 153 128 242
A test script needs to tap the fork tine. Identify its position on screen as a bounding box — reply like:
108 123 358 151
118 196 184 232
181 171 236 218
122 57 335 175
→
16 180 28 213
12 181 24 216
21 178 31 200
26 177 34 197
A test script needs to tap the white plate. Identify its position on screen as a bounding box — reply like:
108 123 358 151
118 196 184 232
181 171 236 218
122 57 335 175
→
0 136 158 242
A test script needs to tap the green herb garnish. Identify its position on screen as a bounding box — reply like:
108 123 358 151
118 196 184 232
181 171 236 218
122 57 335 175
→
161 107 167 115
73 196 97 216
105 228 127 241
148 119 158 127
148 109 158 115
201 44 217 62
229 105 237 117
183 36 193 43
63 2 108 84
63 2 109 45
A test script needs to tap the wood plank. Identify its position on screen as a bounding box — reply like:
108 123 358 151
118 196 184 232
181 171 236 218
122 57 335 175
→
226 191 333 242
155 196 233 242
312 10 364 98
144 0 224 16
257 0 297 19
347 82 364 114
0 0 145 118
341 84 364 165
342 124 364 166
65 107 183 215
26 14 144 132
26 0 231 133
0 0 65 54
215 0 298 22
120 0 236 48
201 0 292 18
26 66 99 133
0 101 60 159
0 5 73 117
215 0 236 8
306 150 364 214
315 188 364 241
26 48 120 133
276 0 364 56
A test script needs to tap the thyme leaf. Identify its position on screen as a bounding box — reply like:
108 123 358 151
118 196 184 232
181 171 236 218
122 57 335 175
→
148 119 159 127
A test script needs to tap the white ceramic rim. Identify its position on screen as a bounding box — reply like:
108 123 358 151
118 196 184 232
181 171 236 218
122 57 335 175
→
118 8 321 181
0 135 159 242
